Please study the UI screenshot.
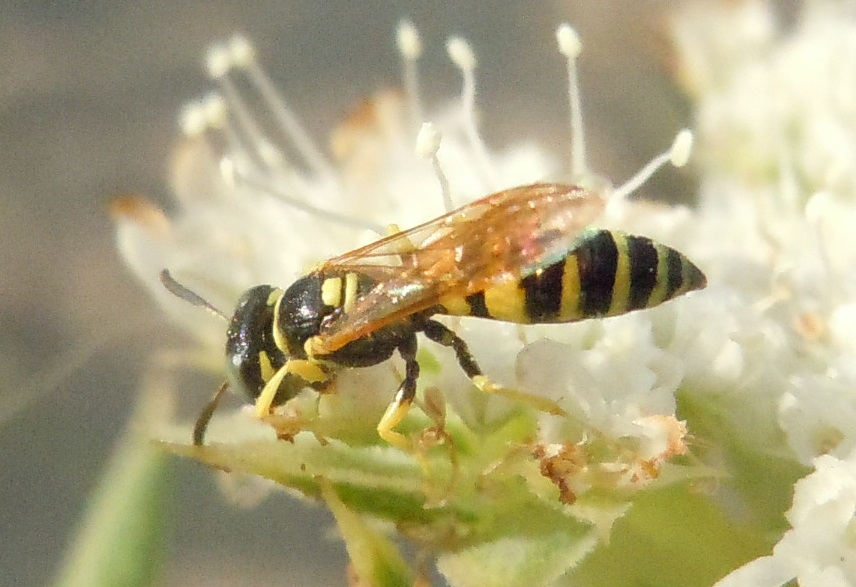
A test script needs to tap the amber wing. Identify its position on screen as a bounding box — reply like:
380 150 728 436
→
312 183 605 353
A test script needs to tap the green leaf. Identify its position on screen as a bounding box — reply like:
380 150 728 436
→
677 390 808 531
569 485 771 587
321 478 414 587
437 528 598 587
54 429 170 587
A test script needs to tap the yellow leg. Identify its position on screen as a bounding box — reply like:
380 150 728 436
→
422 319 567 418
376 335 420 451
471 375 567 417
377 394 413 452
255 359 329 418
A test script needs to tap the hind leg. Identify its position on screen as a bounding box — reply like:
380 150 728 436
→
421 320 566 416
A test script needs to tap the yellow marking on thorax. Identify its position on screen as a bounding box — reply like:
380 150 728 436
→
559 256 583 321
321 276 343 307
484 279 529 323
343 272 359 313
607 234 632 316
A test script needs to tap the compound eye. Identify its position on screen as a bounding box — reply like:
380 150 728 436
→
224 285 286 402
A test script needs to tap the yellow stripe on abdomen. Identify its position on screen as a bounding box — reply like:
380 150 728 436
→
606 234 632 316
558 256 583 321
483 279 530 322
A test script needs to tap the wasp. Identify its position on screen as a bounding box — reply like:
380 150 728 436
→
162 182 706 448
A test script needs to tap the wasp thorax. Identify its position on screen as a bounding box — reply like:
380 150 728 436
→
275 274 330 359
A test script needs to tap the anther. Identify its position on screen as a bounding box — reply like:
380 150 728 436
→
397 20 424 132
610 129 696 205
206 43 232 79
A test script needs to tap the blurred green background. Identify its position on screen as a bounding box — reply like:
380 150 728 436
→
0 1 710 585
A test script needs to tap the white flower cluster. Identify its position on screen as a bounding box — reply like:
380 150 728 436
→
672 1 856 585
108 3 856 582
113 13 856 579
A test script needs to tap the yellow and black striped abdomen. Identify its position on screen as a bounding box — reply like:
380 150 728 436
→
439 229 706 324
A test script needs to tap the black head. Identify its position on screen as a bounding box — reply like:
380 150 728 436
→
225 285 304 404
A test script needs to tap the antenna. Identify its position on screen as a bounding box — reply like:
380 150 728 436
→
159 269 229 321
193 381 229 446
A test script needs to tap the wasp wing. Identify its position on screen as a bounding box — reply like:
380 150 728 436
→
313 183 605 354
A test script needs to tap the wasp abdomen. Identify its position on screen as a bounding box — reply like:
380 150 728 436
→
441 229 705 324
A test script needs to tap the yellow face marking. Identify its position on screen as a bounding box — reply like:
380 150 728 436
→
607 234 632 316
258 350 276 382
343 272 359 313
321 277 343 307
266 288 283 306
272 293 288 353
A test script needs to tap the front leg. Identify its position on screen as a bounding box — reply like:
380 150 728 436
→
255 359 331 417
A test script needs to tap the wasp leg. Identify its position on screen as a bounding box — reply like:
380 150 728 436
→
193 381 230 446
422 319 567 417
377 334 420 451
255 359 330 418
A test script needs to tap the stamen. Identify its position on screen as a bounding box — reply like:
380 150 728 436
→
218 156 239 188
228 35 333 177
227 34 255 67
396 20 424 133
179 101 207 137
205 43 232 79
610 129 694 204
196 91 263 185
235 168 386 235
200 93 227 129
447 36 496 189
556 24 587 180
415 122 453 212
669 129 693 168
210 66 275 165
